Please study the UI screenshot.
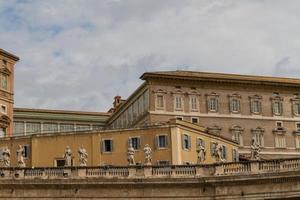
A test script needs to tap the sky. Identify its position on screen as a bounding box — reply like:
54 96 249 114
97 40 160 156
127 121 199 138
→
1 0 300 112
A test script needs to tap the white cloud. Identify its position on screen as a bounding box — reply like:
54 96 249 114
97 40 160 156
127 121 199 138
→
1 0 300 111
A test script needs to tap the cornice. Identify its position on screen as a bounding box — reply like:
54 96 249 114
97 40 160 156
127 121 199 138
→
0 48 20 61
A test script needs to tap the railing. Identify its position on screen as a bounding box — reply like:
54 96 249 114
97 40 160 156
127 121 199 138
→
2 158 300 179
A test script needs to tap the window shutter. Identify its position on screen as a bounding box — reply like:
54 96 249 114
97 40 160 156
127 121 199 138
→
237 100 241 112
137 137 141 149
210 142 215 156
181 134 185 149
222 146 227 160
258 101 262 113
230 100 233 112
215 99 219 111
27 145 31 158
293 103 297 115
165 136 169 147
272 102 275 114
128 138 131 147
207 99 210 111
280 102 283 115
155 135 159 149
250 101 254 113
101 140 104 153
232 149 235 162
110 140 114 152
188 135 191 150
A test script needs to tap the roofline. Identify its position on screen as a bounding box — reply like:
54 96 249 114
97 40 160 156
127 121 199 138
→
14 107 111 116
0 48 20 61
140 70 300 87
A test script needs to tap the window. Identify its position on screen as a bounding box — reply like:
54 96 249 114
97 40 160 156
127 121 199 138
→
176 116 183 121
26 122 41 134
208 98 218 112
191 117 199 124
293 102 300 115
251 100 261 114
190 96 198 111
76 124 91 131
182 134 191 150
232 149 239 162
156 95 164 109
230 99 240 113
155 135 168 148
14 121 24 136
101 139 113 152
60 124 75 132
128 137 141 150
55 159 66 167
222 145 227 160
296 122 300 131
272 101 283 115
23 145 30 158
1 74 8 90
251 127 264 147
276 121 284 130
275 135 286 148
43 123 58 133
174 95 183 110
0 105 6 114
210 142 217 156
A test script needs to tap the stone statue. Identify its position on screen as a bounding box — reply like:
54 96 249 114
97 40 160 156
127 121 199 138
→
2 147 10 167
78 146 88 166
17 145 26 167
63 146 72 167
127 143 135 165
143 144 152 165
196 142 206 164
215 143 226 163
250 138 260 160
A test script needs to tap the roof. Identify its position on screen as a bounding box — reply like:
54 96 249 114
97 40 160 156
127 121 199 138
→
0 48 20 61
13 107 110 123
140 70 300 87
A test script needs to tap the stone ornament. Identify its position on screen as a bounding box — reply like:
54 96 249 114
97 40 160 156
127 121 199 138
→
127 143 135 165
196 143 206 164
2 147 10 167
250 138 260 160
143 144 152 165
78 146 88 166
17 145 26 167
64 146 72 167
215 143 226 163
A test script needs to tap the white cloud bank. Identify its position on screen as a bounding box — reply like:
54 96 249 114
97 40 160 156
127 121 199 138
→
0 0 300 111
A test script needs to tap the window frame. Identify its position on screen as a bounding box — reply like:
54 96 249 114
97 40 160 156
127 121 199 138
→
128 136 141 150
155 134 168 149
101 139 114 153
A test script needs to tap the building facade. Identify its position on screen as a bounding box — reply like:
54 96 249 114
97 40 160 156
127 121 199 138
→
0 119 239 167
0 49 19 137
107 71 300 159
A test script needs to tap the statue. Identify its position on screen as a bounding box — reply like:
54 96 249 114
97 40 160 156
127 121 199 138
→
63 146 72 167
143 144 152 165
17 145 26 167
250 138 260 160
2 147 10 167
196 142 206 164
78 146 88 166
127 143 135 165
215 143 226 163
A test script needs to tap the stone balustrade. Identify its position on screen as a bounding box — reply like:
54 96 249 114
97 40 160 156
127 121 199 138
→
1 158 300 179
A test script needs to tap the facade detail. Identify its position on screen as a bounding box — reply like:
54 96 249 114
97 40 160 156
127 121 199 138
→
206 92 219 113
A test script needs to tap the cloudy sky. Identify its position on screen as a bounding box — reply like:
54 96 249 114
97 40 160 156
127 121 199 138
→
1 0 300 112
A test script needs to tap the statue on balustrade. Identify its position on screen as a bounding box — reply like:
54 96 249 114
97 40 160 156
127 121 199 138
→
64 146 73 167
2 147 10 167
78 146 88 166
250 138 260 160
127 143 135 165
17 145 26 167
196 143 206 164
215 143 226 163
143 144 152 165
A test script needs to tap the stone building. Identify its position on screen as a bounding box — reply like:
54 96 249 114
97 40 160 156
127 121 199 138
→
107 71 300 159
0 49 19 137
0 119 239 167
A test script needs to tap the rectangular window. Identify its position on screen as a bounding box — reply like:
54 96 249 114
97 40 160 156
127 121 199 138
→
156 160 170 165
102 139 113 152
128 137 141 150
210 142 217 156
14 121 24 136
251 100 261 114
253 132 264 147
43 123 58 133
276 121 284 130
191 117 199 124
275 135 286 148
60 124 75 132
182 134 191 150
230 99 240 113
222 145 227 160
26 122 41 135
156 135 168 148
23 145 30 158
208 98 218 112
76 124 91 131
232 149 239 162
273 101 283 115
232 132 242 145
55 159 66 167
293 103 300 115
190 96 198 111
175 96 183 110
297 123 300 131
156 95 164 109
